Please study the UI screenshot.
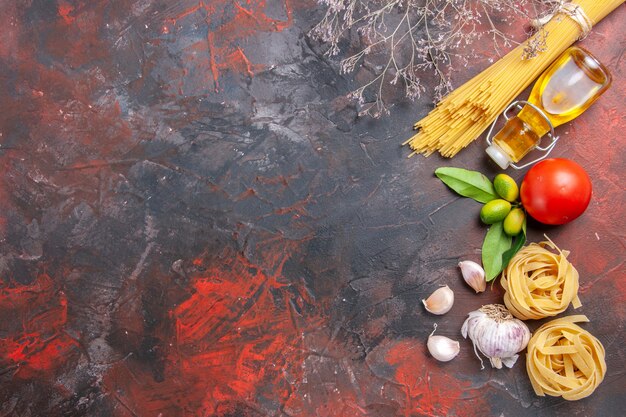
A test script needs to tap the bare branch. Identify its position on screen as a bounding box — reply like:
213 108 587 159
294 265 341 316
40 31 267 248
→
309 0 560 117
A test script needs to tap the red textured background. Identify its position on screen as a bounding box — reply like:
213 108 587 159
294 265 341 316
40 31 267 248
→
0 1 624 416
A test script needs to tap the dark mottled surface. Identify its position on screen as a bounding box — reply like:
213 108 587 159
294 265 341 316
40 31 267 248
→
0 1 624 416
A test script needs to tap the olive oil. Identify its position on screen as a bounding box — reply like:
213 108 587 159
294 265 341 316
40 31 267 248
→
486 47 611 169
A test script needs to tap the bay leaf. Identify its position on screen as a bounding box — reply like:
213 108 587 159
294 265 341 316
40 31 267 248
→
435 167 497 204
482 221 512 281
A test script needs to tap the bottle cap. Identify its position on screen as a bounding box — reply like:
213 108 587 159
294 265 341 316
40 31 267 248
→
486 143 511 170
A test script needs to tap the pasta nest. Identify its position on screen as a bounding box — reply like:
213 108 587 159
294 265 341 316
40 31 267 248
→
501 239 581 320
526 315 606 401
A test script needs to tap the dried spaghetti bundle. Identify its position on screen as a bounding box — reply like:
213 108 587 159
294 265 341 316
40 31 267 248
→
404 0 625 157
526 315 606 401
501 239 581 320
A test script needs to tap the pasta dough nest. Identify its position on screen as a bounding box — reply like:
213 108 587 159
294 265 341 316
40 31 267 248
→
526 315 606 401
501 239 581 320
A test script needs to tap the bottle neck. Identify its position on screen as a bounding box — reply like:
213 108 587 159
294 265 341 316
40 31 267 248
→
517 104 552 138
490 114 541 164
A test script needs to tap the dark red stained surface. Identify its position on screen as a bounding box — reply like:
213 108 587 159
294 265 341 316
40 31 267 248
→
0 1 624 416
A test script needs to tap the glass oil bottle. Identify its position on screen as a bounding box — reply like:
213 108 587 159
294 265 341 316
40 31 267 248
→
486 46 612 169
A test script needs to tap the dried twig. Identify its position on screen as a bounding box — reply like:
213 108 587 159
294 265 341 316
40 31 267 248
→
310 0 560 117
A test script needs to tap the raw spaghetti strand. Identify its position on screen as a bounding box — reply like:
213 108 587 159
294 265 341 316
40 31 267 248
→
403 0 625 158
526 315 606 401
501 238 581 320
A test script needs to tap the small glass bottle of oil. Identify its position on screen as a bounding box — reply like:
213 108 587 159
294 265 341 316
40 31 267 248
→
486 47 612 169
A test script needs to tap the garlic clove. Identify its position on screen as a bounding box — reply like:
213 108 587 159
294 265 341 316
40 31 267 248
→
427 325 460 362
422 285 454 315
458 260 486 293
501 355 519 369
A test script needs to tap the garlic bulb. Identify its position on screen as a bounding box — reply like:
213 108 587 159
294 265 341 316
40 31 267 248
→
427 324 460 362
458 260 486 293
461 304 531 369
422 285 454 315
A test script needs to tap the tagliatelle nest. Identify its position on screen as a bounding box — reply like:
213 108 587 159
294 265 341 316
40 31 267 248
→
526 315 606 401
501 239 581 320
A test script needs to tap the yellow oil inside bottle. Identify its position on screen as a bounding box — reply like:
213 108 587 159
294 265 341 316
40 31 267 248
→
488 47 612 167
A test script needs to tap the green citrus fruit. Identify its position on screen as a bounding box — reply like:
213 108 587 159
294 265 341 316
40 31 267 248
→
494 174 519 202
503 208 525 236
480 199 512 224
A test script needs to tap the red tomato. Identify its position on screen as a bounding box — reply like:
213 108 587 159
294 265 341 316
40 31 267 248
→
520 159 592 225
